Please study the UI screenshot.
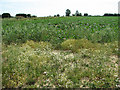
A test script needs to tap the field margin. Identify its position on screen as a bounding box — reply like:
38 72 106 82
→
118 1 120 88
0 16 2 89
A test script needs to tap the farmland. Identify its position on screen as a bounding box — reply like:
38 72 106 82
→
2 16 119 88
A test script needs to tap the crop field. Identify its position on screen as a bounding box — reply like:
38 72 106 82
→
2 16 119 88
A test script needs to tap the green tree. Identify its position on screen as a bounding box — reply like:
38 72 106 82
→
72 14 75 16
75 10 82 16
57 14 60 17
2 13 11 18
27 14 31 18
79 13 82 16
84 13 88 16
75 10 79 16
66 9 71 16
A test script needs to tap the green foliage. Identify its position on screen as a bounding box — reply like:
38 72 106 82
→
2 17 118 45
23 40 53 50
66 9 71 16
75 10 82 16
2 40 118 88
61 39 77 52
61 38 102 52
2 17 119 88
2 41 52 88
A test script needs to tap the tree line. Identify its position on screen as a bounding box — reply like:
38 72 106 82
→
64 9 120 17
1 13 37 18
1 9 120 18
103 13 120 16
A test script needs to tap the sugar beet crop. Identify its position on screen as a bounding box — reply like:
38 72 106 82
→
2 16 119 88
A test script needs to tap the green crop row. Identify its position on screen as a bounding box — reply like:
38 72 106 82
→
2 17 118 47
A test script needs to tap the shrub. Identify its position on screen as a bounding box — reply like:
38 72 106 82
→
23 40 53 50
61 39 78 52
61 39 101 52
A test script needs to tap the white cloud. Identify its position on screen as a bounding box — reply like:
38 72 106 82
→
0 0 119 16
0 0 40 3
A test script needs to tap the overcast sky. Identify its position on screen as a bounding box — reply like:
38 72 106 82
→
0 0 119 17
